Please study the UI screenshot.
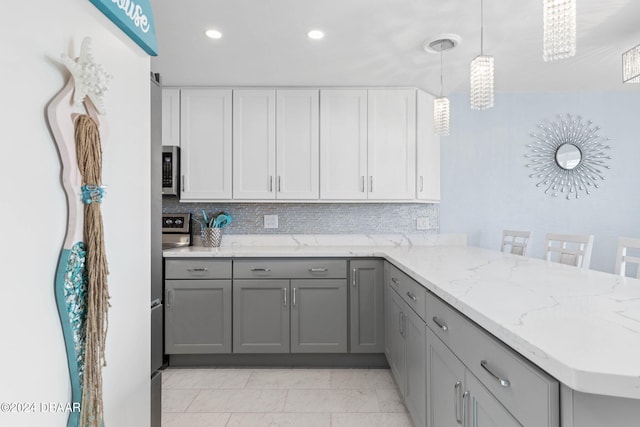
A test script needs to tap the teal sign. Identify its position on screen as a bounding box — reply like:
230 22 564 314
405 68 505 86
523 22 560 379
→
89 0 158 56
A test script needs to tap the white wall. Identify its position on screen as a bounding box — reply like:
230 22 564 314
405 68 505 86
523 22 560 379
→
440 91 640 273
0 1 150 426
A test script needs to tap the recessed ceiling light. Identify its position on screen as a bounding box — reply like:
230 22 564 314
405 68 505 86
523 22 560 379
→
205 29 223 40
307 30 325 40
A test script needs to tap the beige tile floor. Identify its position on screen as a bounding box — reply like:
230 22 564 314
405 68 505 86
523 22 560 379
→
162 367 414 427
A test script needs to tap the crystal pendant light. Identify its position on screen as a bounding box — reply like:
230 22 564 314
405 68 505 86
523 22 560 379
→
543 0 576 62
623 44 640 83
470 0 494 110
427 38 456 136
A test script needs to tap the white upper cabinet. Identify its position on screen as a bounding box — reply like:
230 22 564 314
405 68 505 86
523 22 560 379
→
276 90 319 200
232 90 277 199
180 89 232 200
416 90 441 202
320 90 368 200
173 87 437 202
233 89 319 200
367 89 416 200
162 88 180 146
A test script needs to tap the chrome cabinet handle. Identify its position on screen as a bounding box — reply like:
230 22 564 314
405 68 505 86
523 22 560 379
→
369 176 373 192
250 267 271 272
166 289 174 309
406 291 417 301
462 390 470 427
187 267 208 272
480 360 511 388
391 277 399 286
269 176 273 192
292 287 297 307
352 268 357 287
420 176 424 192
432 316 449 331
309 268 328 273
454 381 462 424
361 176 365 192
398 312 404 336
181 175 185 192
283 288 287 307
277 176 281 192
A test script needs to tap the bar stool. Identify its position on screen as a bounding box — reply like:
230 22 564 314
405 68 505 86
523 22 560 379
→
501 230 531 256
615 237 640 279
544 233 594 269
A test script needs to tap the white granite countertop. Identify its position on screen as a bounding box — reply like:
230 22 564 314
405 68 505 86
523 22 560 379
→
163 234 640 400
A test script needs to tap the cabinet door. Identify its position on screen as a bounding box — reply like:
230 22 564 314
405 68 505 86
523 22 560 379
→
165 279 232 354
367 89 416 200
319 90 368 200
180 89 232 200
426 327 466 427
290 279 347 353
233 279 290 353
233 89 276 199
162 88 180 147
404 306 427 427
386 287 407 394
349 260 384 353
467 372 522 427
276 90 319 200
416 90 440 201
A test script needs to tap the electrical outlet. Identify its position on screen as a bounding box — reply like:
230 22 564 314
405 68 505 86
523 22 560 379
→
416 217 429 230
264 214 279 229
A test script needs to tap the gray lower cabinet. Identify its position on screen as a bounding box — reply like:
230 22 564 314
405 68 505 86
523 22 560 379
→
426 291 559 427
165 279 232 354
232 259 348 354
426 326 520 427
426 326 465 427
403 303 426 427
349 260 384 353
291 279 347 353
233 279 290 353
385 271 426 427
385 283 407 394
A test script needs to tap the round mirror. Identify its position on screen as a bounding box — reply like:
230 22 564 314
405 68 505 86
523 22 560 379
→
555 144 582 170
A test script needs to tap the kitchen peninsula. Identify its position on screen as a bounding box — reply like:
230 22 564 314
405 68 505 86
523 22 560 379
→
164 234 640 427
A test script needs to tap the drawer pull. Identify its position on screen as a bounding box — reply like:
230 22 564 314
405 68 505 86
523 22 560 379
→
391 277 400 286
283 288 287 307
187 268 208 272
352 268 357 287
454 381 462 424
309 268 328 272
462 390 469 426
293 287 297 307
481 360 511 388
432 316 449 331
406 291 417 301
250 267 271 272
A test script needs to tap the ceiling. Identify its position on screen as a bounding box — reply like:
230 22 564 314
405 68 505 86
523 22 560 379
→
150 0 640 94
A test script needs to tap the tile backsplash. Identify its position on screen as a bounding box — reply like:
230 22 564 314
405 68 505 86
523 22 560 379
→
163 199 439 235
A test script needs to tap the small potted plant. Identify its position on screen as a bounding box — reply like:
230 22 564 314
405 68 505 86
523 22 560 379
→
195 210 232 247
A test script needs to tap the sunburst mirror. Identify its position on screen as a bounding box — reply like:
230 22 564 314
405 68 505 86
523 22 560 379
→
525 114 612 200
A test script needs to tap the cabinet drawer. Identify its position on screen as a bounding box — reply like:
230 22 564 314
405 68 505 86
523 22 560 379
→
165 259 232 279
233 259 346 279
388 264 426 320
426 292 559 427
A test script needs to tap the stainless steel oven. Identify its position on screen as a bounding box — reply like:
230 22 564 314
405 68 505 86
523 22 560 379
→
162 146 179 196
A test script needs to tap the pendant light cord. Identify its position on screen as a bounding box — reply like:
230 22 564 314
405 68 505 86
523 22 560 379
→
480 0 484 55
440 49 444 97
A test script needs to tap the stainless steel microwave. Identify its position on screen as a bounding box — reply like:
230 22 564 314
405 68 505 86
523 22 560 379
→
162 146 179 196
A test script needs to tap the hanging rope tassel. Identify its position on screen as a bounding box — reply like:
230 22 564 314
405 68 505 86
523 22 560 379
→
74 114 110 427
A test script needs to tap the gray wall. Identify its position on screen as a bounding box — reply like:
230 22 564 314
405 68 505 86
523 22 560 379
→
440 91 640 273
163 200 439 235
